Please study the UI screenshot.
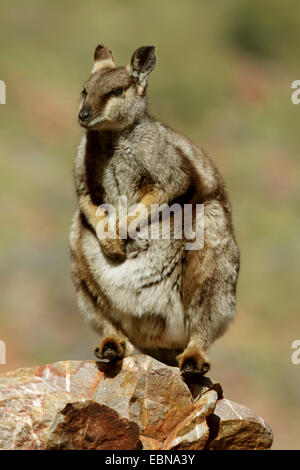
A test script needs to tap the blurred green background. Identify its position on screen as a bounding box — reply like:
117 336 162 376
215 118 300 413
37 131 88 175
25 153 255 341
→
0 0 299 449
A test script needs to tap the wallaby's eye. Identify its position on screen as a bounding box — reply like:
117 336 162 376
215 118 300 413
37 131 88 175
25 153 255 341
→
111 88 123 96
81 88 87 98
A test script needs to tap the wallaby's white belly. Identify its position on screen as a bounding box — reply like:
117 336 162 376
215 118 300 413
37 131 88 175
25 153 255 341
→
80 217 188 349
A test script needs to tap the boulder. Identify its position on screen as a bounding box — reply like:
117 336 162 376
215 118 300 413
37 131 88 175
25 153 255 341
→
206 398 273 450
0 356 273 450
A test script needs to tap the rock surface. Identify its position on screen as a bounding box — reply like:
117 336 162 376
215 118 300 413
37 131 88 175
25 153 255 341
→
206 398 274 450
46 401 140 450
0 356 273 450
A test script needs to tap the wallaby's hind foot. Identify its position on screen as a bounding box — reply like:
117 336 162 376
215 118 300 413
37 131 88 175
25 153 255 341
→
178 345 210 378
94 336 126 367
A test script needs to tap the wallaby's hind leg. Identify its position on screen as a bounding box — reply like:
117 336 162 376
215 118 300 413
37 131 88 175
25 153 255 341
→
179 204 240 378
178 267 237 379
178 277 237 379
71 246 135 368
70 215 135 368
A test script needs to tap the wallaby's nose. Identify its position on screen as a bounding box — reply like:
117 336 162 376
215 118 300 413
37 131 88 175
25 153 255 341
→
79 106 92 122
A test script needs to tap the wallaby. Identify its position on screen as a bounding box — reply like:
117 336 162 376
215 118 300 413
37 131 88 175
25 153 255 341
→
70 45 240 377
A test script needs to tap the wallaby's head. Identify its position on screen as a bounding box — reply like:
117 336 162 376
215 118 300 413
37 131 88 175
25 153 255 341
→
78 45 156 131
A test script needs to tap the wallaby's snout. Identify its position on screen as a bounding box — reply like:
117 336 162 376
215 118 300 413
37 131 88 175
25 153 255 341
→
78 105 92 124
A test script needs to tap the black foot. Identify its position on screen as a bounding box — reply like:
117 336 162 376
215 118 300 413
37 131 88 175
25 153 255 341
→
180 358 210 378
94 341 125 365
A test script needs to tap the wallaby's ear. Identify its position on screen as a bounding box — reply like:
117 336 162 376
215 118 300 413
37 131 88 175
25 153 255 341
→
92 45 116 73
129 46 156 91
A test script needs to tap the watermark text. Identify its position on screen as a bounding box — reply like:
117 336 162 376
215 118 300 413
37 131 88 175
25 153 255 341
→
95 196 204 250
291 80 300 104
0 80 6 104
0 340 6 364
291 340 300 365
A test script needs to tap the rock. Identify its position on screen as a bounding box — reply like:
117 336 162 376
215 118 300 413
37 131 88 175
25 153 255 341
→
0 356 273 450
206 398 273 450
162 390 218 450
46 401 140 450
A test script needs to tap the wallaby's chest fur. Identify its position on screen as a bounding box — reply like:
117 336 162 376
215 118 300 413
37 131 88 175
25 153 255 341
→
81 118 192 209
85 124 155 208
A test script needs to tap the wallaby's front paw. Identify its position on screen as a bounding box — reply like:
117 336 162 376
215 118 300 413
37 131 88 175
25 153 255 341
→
126 237 149 259
100 237 126 261
94 337 126 366
178 346 210 378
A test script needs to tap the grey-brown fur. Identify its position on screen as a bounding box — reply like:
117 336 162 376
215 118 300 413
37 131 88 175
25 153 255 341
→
70 45 240 376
